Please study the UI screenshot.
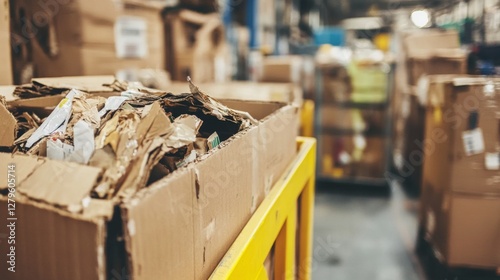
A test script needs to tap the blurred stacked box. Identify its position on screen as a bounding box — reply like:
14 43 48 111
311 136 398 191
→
392 30 467 191
164 9 229 83
419 76 500 269
9 0 167 84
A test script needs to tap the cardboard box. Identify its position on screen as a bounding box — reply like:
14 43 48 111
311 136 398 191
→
402 30 466 85
164 10 229 83
261 56 303 84
407 53 467 86
422 76 500 195
0 0 13 85
10 0 166 79
0 76 299 279
422 189 500 269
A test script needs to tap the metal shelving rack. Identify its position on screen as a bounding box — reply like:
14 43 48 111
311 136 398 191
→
314 63 394 188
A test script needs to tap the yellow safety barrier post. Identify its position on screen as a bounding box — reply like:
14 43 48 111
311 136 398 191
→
210 137 316 280
300 100 315 137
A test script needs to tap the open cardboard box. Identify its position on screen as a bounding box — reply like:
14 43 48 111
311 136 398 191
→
0 76 299 279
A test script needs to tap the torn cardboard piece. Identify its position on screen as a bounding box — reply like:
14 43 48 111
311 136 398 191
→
0 97 16 147
17 158 102 210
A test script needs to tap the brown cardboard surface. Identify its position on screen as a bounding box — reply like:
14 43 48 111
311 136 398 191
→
18 160 102 207
0 153 43 189
446 194 500 268
0 102 17 147
121 169 196 280
403 30 460 58
424 191 500 269
0 197 107 280
121 101 298 279
261 56 303 83
407 56 466 86
0 0 12 85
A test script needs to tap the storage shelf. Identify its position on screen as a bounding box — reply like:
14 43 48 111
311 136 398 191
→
317 175 389 188
314 63 395 187
318 126 389 137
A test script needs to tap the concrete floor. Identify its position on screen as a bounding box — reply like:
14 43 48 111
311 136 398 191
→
311 182 426 280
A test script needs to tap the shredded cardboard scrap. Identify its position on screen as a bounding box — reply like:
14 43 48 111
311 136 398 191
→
2 79 259 213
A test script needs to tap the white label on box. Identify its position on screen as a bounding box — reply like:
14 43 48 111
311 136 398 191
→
462 128 485 156
115 16 148 59
485 152 500 170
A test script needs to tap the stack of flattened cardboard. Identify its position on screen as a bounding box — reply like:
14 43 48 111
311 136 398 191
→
9 0 166 84
0 76 299 279
420 76 500 269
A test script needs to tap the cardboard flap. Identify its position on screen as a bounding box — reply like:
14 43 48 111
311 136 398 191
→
0 86 17 102
0 153 44 189
121 168 195 280
31 76 116 93
0 101 16 147
18 160 102 208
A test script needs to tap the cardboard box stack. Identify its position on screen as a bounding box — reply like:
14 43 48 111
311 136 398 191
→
164 9 229 83
9 0 166 84
420 76 500 269
393 30 468 190
0 76 298 279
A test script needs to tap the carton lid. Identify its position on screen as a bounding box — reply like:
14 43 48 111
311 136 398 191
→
18 159 102 208
32 76 116 93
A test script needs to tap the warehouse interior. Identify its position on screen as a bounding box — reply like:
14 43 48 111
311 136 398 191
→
1 0 500 279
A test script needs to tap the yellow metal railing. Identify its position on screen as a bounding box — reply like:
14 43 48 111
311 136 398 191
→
210 137 317 280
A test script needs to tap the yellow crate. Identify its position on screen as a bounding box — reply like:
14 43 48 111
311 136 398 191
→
210 137 317 280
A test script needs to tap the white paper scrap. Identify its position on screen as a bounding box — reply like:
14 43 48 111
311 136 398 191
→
462 128 485 156
26 89 80 148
